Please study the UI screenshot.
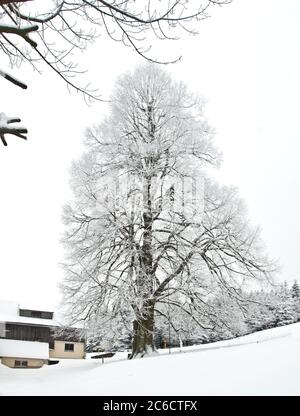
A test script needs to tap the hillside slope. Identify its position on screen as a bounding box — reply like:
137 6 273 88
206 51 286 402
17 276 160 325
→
1 322 300 396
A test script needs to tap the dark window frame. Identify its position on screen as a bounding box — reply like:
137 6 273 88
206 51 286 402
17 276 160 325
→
64 343 74 352
19 309 53 320
15 360 28 368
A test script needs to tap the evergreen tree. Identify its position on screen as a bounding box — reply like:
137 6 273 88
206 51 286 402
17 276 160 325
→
291 280 300 299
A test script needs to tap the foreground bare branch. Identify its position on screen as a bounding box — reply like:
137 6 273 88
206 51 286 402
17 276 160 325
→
0 112 27 146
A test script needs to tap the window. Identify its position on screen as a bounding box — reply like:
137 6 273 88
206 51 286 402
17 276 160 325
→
64 343 74 352
15 360 28 368
31 311 42 318
19 309 53 319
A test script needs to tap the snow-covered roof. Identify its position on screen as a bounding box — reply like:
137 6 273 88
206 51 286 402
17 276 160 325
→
1 315 59 326
0 300 60 327
0 339 49 360
19 300 58 313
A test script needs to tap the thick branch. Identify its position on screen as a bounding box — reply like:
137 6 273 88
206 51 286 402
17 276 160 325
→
0 68 27 89
0 25 39 48
0 112 27 146
0 1 33 4
0 24 38 48
8 2 64 24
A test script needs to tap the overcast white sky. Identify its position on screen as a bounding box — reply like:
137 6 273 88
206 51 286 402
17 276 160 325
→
0 0 299 310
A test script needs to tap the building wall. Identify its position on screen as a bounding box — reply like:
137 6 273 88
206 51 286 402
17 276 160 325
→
3 323 51 343
50 340 85 359
1 357 47 368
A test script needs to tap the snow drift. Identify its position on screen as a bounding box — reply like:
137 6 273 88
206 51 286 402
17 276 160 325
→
0 322 299 396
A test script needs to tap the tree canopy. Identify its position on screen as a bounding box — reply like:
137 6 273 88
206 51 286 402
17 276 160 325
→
62 64 274 357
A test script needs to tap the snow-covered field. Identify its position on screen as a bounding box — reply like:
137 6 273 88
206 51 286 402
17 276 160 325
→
1 323 300 396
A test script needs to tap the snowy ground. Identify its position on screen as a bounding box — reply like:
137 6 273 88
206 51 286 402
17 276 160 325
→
1 323 300 396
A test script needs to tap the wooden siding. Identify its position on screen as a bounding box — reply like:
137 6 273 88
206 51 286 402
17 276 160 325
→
0 323 84 349
3 323 53 344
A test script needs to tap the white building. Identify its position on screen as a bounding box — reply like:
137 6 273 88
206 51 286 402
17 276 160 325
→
0 300 85 368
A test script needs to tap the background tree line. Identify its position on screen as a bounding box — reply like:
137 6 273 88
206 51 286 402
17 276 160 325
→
86 279 300 352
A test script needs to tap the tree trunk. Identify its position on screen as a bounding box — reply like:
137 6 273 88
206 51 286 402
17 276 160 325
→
130 301 156 358
130 105 157 359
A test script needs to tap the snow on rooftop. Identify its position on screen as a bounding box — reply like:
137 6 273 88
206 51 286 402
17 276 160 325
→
19 300 57 313
0 339 49 360
0 300 59 327
1 315 59 326
0 300 84 330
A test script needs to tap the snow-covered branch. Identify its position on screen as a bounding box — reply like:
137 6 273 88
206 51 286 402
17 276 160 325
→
0 1 33 4
0 112 27 146
0 0 231 102
0 24 38 48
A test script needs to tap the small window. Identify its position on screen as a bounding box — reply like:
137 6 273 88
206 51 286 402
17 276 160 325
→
64 343 74 352
15 360 28 368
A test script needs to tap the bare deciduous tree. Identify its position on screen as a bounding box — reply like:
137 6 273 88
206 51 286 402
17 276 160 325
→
0 0 231 145
62 65 274 358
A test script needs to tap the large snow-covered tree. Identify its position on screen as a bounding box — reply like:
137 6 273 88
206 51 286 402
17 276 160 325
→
62 64 274 357
0 0 231 145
